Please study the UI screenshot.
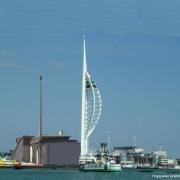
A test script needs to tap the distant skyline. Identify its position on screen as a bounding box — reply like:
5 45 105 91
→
0 0 180 157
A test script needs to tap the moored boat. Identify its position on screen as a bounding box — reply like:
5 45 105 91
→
0 157 18 168
14 162 44 169
79 160 122 172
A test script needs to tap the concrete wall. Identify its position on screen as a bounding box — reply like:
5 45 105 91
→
13 136 30 162
46 141 80 166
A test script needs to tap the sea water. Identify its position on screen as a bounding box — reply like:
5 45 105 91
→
0 169 180 180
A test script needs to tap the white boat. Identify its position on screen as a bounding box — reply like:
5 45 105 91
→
79 160 122 172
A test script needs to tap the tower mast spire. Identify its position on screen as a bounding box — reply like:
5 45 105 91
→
83 35 87 72
80 35 87 158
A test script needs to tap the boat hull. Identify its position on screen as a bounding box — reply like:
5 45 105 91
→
79 169 122 172
14 163 44 170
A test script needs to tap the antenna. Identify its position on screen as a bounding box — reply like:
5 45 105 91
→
159 144 162 151
106 131 110 152
132 136 136 147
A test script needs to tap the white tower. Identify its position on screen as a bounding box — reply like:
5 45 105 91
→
80 36 102 163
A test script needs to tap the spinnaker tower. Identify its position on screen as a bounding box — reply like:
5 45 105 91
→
80 36 102 163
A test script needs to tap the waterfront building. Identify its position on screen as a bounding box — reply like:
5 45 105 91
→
79 36 102 163
112 146 151 165
151 149 167 165
113 146 144 158
158 158 177 166
152 150 167 158
13 133 80 166
111 145 179 167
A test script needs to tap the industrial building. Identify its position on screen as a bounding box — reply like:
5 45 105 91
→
12 133 80 166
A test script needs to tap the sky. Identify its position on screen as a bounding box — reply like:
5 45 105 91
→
0 0 180 157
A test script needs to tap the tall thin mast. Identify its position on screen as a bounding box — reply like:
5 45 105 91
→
40 75 43 138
